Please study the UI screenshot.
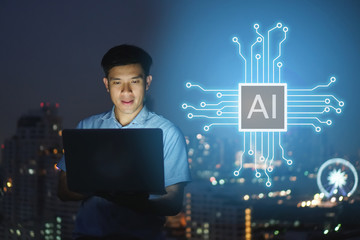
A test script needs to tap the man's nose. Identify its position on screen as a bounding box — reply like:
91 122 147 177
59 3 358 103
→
121 82 132 93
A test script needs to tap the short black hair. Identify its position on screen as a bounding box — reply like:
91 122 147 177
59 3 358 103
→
101 44 153 78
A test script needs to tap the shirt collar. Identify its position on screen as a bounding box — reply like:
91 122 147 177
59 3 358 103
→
131 106 149 125
101 105 149 126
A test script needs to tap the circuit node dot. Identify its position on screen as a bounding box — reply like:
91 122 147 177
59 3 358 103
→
182 103 187 109
339 101 344 107
283 27 288 32
248 150 254 155
330 77 336 82
187 113 194 119
287 160 293 165
326 120 332 125
232 37 238 42
336 108 341 114
257 37 262 42
325 107 330 112
216 92 222 98
266 181 271 187
260 156 265 161
268 167 273 172
186 82 191 88
254 24 259 29
204 126 210 131
277 23 282 28
255 54 261 59
216 110 222 116
255 172 261 178
277 62 283 67
200 102 206 107
325 99 330 104
234 171 240 176
315 127 321 132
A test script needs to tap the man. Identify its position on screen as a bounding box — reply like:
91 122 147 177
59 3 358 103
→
57 45 191 240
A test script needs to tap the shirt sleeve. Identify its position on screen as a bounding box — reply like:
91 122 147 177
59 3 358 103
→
56 121 84 172
162 125 191 187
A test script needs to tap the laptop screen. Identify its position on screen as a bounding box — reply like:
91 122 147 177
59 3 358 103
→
62 128 166 194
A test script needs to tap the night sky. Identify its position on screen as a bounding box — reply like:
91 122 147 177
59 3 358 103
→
1 1 360 162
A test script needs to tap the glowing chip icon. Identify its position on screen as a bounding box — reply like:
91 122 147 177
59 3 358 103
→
182 22 345 187
238 83 287 132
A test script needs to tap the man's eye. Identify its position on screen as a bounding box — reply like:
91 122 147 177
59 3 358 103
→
131 80 139 84
113 81 121 85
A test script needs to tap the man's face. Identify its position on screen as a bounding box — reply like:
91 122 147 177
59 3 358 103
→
103 64 152 125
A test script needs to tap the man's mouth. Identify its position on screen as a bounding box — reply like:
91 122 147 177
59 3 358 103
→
121 100 134 105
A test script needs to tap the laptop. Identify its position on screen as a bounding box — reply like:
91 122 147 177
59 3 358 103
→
62 128 166 195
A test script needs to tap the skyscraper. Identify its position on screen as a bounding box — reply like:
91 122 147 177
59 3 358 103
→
0 103 79 240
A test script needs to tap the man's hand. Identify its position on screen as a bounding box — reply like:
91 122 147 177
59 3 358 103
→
57 170 87 201
148 183 186 216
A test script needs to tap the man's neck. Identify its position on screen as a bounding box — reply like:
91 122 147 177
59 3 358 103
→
114 106 144 126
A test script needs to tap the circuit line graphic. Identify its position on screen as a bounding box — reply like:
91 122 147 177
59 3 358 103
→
182 23 344 187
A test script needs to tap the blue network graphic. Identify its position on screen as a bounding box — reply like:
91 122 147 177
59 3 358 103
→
182 23 344 187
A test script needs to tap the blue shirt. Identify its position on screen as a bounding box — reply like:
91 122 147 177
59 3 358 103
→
57 106 191 239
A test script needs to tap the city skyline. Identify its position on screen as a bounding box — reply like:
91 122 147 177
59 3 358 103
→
1 103 359 240
0 103 79 239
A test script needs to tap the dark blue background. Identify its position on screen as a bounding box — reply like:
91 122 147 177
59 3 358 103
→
0 0 359 158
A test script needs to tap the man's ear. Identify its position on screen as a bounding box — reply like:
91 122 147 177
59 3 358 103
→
103 78 110 92
145 75 152 91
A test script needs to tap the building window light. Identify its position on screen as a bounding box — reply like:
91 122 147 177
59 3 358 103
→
6 181 12 188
